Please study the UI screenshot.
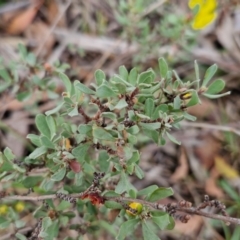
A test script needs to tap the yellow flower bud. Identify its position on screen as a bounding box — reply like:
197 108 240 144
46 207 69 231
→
0 205 8 215
180 92 192 100
15 202 25 212
126 202 143 216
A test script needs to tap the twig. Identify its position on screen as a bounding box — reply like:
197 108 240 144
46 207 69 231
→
2 193 240 226
107 196 240 226
181 121 240 136
35 0 72 57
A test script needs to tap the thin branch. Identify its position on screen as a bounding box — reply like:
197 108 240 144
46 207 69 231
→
2 193 240 226
181 121 240 136
107 196 240 226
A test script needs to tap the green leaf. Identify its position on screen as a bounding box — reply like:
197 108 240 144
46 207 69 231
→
18 43 27 59
51 168 66 181
166 216 175 230
145 98 154 118
46 116 56 140
158 57 168 79
112 75 132 87
183 112 197 121
127 151 140 164
148 187 174 202
116 219 139 240
35 114 51 139
40 136 55 149
101 112 117 120
68 105 79 117
93 126 115 141
16 91 31 101
128 68 138 86
95 69 106 86
138 185 158 197
22 176 43 188
45 101 64 116
58 72 72 93
205 79 225 94
173 96 181 109
96 85 116 98
44 220 59 239
135 165 144 179
99 150 110 172
3 147 15 161
126 125 139 135
166 132 181 145
115 172 129 194
113 99 128 110
114 82 127 94
152 104 168 119
202 64 218 87
143 129 159 144
194 60 200 79
139 122 161 130
203 91 231 99
56 200 71 211
74 81 95 95
119 65 128 80
142 221 160 240
15 233 27 240
186 90 200 107
78 124 92 134
104 201 122 209
137 69 155 84
152 214 171 230
72 143 91 162
28 146 47 159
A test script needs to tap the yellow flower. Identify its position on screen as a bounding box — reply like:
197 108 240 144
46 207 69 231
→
126 202 143 216
0 205 8 215
15 202 25 212
188 0 218 30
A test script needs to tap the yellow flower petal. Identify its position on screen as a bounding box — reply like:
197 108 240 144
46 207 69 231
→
192 11 217 29
215 156 239 179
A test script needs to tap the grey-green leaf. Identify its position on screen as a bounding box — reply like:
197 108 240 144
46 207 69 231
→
186 90 200 107
95 69 106 86
92 127 115 141
148 187 174 202
128 68 138 86
40 136 55 149
74 81 95 95
202 64 217 87
205 79 225 94
96 85 116 98
116 219 139 240
119 65 128 80
142 221 160 240
28 146 47 159
166 132 181 145
51 168 66 181
58 72 72 93
113 99 128 110
35 114 51 139
145 98 154 117
158 57 168 79
138 185 158 196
